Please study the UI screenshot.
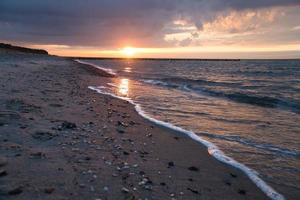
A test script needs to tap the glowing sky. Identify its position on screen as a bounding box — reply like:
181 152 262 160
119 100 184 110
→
1 0 300 58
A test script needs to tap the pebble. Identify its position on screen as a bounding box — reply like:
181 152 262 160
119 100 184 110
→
0 185 23 195
44 187 55 194
0 169 7 177
30 151 45 159
121 187 130 193
168 161 175 168
132 164 139 168
238 189 246 195
61 121 77 129
188 166 199 172
103 186 109 192
187 187 199 194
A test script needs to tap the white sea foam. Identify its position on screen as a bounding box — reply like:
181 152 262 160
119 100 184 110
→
74 59 116 76
107 83 118 87
88 85 285 200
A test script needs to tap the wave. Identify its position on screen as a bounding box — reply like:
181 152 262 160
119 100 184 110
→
88 85 285 200
74 59 116 76
154 77 240 87
198 132 299 157
141 79 300 114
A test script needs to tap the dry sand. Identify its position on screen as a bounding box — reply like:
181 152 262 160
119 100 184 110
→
0 49 268 199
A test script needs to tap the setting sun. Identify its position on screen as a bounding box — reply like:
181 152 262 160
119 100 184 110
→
121 47 136 57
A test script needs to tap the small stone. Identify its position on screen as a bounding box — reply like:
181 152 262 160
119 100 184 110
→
0 169 7 177
187 187 199 194
188 166 199 172
32 130 57 141
144 185 152 190
9 187 23 195
44 188 55 194
0 186 23 195
224 180 231 186
116 127 125 134
238 189 246 195
30 151 45 159
132 164 139 168
121 187 130 193
168 161 175 168
61 121 77 129
103 186 109 192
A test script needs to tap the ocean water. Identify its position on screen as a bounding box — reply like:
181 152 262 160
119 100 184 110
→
79 59 300 199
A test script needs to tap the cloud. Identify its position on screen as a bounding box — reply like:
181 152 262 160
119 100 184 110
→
0 0 299 48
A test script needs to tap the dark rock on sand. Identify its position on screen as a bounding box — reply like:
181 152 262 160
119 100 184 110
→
238 189 246 195
0 185 23 196
187 187 200 195
61 121 77 130
160 182 166 186
230 173 237 178
49 103 63 108
44 187 55 194
116 126 125 134
32 130 57 141
30 151 46 159
224 180 232 186
188 166 199 172
0 169 7 177
168 161 175 168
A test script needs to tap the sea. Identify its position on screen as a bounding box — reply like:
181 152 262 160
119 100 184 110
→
77 59 300 199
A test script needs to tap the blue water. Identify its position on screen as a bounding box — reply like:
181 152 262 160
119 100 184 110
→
81 59 300 199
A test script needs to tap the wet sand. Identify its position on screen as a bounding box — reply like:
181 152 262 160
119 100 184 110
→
0 49 268 199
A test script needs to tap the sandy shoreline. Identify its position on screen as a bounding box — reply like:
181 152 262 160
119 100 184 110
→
0 50 269 199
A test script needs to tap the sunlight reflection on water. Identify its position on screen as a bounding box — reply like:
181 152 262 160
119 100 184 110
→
118 78 129 97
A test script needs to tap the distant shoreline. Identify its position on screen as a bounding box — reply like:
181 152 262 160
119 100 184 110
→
0 43 48 55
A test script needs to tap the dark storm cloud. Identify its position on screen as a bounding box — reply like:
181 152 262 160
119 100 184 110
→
0 0 299 47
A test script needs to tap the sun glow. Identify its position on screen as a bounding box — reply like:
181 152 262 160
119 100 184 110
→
121 47 136 57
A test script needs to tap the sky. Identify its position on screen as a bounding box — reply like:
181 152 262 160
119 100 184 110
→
1 0 300 58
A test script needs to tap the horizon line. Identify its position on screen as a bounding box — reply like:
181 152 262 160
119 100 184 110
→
63 55 300 61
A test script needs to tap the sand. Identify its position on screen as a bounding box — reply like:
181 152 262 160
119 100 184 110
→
0 49 268 199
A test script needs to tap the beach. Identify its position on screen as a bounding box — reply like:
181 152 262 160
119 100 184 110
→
0 49 271 200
